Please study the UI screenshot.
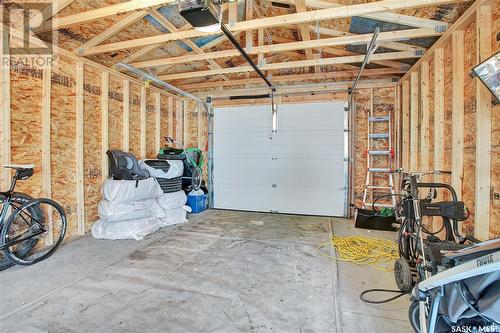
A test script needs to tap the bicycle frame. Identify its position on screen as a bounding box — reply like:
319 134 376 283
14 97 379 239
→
0 174 46 251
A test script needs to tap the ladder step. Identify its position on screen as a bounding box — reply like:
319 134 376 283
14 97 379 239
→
364 202 395 208
368 150 390 155
368 133 390 139
369 116 390 122
366 186 393 189
368 168 391 173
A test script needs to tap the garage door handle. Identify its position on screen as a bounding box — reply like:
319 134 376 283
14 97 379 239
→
272 184 277 188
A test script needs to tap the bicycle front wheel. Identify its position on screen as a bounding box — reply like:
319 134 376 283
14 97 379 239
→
1 198 67 266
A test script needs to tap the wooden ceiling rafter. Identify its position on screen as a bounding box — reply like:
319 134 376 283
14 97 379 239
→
146 10 231 81
158 50 420 80
176 67 406 90
37 0 177 32
271 0 450 29
80 0 469 56
130 28 439 69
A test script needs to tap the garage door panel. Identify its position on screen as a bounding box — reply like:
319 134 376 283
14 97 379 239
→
214 106 270 133
274 186 345 216
213 184 274 212
213 159 277 185
213 101 346 217
214 132 273 159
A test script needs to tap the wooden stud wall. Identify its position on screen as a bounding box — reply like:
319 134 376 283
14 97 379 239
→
399 0 499 239
3 54 192 241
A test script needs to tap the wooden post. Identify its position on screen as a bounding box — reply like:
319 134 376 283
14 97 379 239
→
168 97 174 138
0 23 11 189
182 100 188 146
409 71 419 171
474 3 492 240
419 61 430 173
42 66 54 245
75 62 85 236
401 80 410 170
101 71 109 181
122 80 130 151
258 28 264 66
155 93 161 154
140 86 147 159
197 102 203 149
176 99 182 143
450 33 464 200
433 48 445 181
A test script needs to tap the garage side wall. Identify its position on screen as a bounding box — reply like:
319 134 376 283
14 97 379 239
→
0 56 195 241
399 1 500 239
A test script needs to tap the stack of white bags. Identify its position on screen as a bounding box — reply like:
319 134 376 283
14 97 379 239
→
91 177 191 241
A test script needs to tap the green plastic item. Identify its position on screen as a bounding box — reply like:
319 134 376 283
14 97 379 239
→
379 208 395 217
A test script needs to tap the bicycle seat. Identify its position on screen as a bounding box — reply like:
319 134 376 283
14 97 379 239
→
2 164 35 170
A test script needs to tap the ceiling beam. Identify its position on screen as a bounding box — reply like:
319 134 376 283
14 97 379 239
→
177 67 406 90
75 10 148 54
30 0 75 27
159 51 419 80
83 0 467 56
295 0 314 72
146 10 230 81
131 28 436 68
307 25 426 52
202 79 396 98
400 0 481 82
273 0 449 29
37 0 176 32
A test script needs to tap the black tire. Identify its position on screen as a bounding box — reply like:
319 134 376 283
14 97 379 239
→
1 198 66 266
0 192 42 271
394 258 414 292
191 167 202 191
409 300 421 333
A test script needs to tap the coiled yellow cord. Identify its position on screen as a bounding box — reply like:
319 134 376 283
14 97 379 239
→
318 235 399 271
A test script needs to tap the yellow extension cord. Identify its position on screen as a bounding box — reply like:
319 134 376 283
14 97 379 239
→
318 234 399 271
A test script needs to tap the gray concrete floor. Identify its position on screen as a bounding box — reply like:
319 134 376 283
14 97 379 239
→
0 210 411 333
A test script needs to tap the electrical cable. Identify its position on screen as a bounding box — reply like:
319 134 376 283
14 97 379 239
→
318 234 399 271
359 288 408 304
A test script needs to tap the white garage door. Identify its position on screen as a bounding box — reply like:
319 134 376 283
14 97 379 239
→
212 101 347 217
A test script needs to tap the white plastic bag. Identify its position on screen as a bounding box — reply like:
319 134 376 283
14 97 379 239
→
102 178 163 204
159 206 191 227
91 216 161 241
98 199 165 221
157 191 187 210
162 160 184 178
138 160 169 179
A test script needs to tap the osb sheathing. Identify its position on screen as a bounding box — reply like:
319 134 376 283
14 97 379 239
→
128 83 141 158
160 95 170 145
462 19 477 235
108 76 124 150
10 65 43 199
400 5 499 238
51 56 78 237
146 89 157 159
489 0 500 237
5 60 191 242
83 66 102 228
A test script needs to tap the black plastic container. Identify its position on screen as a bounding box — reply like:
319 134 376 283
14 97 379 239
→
354 208 398 232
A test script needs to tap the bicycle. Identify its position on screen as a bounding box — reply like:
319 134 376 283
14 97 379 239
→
0 164 67 269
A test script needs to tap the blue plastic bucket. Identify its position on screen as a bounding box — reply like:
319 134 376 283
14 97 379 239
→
187 193 207 213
